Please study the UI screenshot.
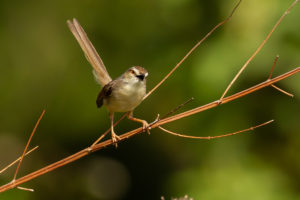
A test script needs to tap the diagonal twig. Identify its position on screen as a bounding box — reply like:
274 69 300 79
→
13 110 45 181
143 0 241 100
17 186 34 192
162 97 194 119
268 55 294 97
219 0 299 101
271 84 294 97
0 146 39 174
268 55 279 79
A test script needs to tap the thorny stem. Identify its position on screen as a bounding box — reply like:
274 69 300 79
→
0 66 298 193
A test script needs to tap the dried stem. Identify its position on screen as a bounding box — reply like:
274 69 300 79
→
0 66 298 193
0 0 298 194
13 110 45 181
143 0 241 100
267 55 294 97
0 146 39 174
17 186 34 192
219 0 298 101
162 97 194 119
155 67 299 127
268 55 279 79
271 85 294 97
158 120 273 139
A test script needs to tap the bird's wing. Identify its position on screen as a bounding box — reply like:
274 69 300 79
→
96 81 114 108
67 18 112 86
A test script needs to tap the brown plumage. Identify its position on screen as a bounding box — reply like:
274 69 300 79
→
67 19 149 145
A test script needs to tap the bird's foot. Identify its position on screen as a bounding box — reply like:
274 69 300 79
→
111 132 121 147
141 120 151 135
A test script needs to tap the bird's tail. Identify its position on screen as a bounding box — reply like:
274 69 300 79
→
67 18 112 86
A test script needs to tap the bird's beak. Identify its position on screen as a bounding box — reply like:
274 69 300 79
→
136 73 147 81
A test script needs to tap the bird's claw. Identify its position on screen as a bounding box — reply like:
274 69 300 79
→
111 132 121 147
143 114 160 135
142 120 151 135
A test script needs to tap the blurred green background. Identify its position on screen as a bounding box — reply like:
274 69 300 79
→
0 0 299 199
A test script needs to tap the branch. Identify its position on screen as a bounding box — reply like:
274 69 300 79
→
143 0 241 100
0 0 299 194
219 0 298 101
158 120 274 139
155 67 299 126
268 55 294 97
162 97 194 119
0 66 298 193
0 146 39 174
13 110 45 181
271 84 294 97
268 55 279 80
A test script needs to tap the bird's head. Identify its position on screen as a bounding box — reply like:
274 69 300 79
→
123 66 148 82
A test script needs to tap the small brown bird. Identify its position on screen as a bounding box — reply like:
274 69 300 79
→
67 18 149 144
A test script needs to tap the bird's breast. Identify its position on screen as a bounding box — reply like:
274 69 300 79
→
104 81 146 112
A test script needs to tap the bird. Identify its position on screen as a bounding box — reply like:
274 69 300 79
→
67 18 149 145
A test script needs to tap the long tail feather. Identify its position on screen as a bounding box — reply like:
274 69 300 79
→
67 18 112 86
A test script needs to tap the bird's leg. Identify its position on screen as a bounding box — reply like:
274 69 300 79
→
127 111 150 134
109 112 121 146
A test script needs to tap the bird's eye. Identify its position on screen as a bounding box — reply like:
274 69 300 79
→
129 69 135 74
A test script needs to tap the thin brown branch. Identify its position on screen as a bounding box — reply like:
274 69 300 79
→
13 110 45 181
267 55 294 97
268 55 280 79
17 186 34 192
0 146 39 174
0 148 90 192
219 0 298 101
271 84 294 97
0 65 297 193
156 67 299 126
158 120 273 139
143 0 241 100
162 97 194 119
